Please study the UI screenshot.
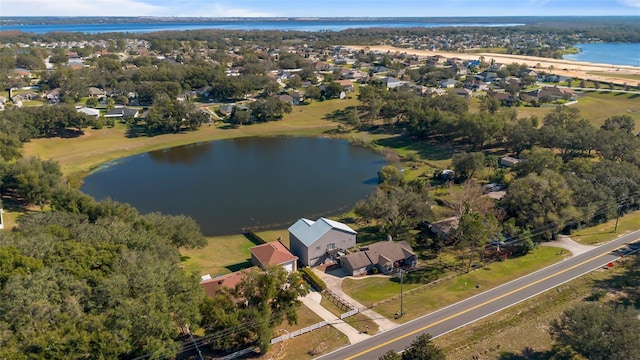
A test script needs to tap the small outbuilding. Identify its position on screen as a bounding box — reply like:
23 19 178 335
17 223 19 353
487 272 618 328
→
499 156 520 167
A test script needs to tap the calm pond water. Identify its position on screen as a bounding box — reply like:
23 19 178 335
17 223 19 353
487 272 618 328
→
81 137 385 236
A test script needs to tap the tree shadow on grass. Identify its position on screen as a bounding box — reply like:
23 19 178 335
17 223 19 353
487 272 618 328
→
323 106 358 123
49 129 84 138
354 224 385 246
125 124 147 138
376 135 456 162
226 260 253 272
0 193 38 216
498 347 552 360
389 265 444 284
590 252 640 308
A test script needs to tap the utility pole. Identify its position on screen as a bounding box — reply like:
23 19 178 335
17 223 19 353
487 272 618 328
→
186 325 204 360
398 268 405 318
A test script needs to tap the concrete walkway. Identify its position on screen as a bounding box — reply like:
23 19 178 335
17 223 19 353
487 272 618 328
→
312 268 398 332
300 291 370 344
540 235 596 257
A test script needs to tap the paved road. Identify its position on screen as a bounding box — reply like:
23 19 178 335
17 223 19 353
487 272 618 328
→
318 230 640 360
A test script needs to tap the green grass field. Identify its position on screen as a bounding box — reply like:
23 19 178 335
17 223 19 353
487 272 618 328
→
435 260 631 359
342 276 423 306
587 71 640 82
180 234 260 276
344 246 567 321
489 91 640 128
571 209 640 245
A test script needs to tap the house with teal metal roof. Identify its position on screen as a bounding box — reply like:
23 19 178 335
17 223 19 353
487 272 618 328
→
288 217 357 267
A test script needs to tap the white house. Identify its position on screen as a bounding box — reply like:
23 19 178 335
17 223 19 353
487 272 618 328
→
76 107 100 118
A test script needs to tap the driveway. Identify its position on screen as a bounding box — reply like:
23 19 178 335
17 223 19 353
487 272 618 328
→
540 235 596 256
313 267 398 332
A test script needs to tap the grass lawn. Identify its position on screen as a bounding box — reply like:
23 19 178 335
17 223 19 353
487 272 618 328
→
180 234 261 276
587 71 640 82
435 262 629 360
471 91 640 129
571 209 640 245
255 229 291 248
342 276 424 306
319 297 380 335
345 246 567 322
256 325 349 360
276 304 325 332
572 92 640 128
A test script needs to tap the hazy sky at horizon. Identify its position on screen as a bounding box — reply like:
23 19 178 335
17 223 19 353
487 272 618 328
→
1 0 639 17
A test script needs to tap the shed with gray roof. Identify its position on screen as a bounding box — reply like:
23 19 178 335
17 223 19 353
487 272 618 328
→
288 217 357 267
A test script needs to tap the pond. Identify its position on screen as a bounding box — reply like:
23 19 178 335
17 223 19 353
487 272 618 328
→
81 137 386 236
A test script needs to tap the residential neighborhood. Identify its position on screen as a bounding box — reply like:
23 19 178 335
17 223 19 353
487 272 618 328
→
1 15 639 360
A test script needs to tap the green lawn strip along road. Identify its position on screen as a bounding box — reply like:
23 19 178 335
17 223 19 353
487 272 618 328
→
343 246 565 321
318 230 640 359
571 209 640 245
434 260 631 359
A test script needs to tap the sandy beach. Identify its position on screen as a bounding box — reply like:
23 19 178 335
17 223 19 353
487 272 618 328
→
347 45 640 86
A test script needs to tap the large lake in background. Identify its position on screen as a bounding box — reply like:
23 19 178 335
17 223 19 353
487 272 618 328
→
563 43 640 67
81 137 385 236
0 20 524 34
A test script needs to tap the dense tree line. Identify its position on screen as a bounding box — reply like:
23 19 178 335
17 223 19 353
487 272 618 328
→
0 199 207 359
353 86 640 243
0 104 96 142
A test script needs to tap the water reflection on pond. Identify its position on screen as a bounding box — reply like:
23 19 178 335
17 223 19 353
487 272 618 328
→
81 137 385 236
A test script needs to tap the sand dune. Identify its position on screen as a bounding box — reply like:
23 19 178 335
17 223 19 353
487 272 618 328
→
347 45 640 85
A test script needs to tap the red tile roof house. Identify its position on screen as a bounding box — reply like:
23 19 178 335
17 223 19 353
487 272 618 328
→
199 270 250 298
250 241 298 273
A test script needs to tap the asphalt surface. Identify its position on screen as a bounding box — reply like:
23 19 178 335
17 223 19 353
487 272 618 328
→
318 230 640 360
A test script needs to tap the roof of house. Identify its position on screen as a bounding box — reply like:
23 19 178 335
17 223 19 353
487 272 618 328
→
77 107 100 117
336 79 354 87
341 251 373 270
364 241 415 263
288 217 357 247
250 241 298 267
383 76 402 84
105 107 138 117
429 216 460 235
200 269 250 298
89 87 105 95
340 240 415 270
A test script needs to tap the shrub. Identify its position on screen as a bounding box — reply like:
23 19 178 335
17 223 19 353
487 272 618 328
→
585 289 606 302
300 267 326 291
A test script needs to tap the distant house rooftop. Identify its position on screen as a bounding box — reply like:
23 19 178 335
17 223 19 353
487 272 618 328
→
104 107 139 118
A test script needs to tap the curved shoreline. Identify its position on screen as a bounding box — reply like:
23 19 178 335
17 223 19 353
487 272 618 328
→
22 99 356 186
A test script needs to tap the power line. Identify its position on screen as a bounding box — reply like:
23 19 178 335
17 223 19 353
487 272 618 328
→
135 191 640 360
